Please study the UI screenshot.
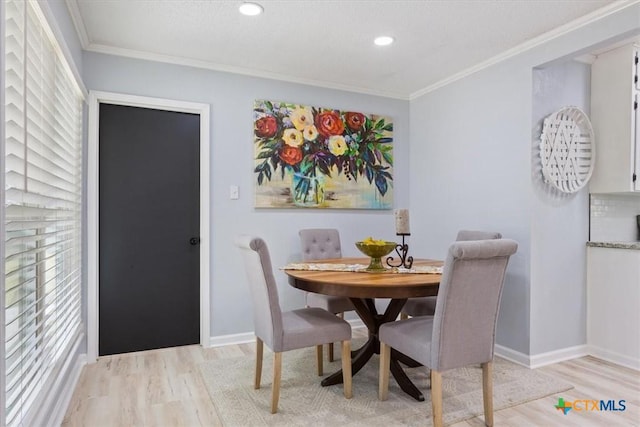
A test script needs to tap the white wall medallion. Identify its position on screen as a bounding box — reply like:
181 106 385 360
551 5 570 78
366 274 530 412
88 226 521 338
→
540 106 595 193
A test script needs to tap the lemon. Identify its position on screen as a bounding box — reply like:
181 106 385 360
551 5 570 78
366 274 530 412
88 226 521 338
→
363 237 386 245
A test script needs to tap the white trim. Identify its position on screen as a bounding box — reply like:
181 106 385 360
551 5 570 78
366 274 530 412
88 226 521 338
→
64 0 90 49
586 345 640 371
347 318 366 330
495 343 592 369
207 319 367 348
494 344 532 368
199 105 211 349
87 91 211 362
209 332 256 348
529 345 590 369
409 0 640 99
68 1 638 100
87 94 99 362
83 43 409 100
573 53 597 64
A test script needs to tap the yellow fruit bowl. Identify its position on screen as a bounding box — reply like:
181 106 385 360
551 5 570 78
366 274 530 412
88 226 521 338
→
355 241 397 271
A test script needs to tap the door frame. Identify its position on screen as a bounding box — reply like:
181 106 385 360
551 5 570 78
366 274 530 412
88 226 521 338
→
87 91 210 362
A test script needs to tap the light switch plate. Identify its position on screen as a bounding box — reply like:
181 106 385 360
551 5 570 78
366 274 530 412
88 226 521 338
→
230 185 239 200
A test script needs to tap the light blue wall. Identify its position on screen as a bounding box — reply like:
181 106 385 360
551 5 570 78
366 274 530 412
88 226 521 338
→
531 60 590 354
409 4 639 355
82 53 411 336
35 0 640 354
409 59 533 353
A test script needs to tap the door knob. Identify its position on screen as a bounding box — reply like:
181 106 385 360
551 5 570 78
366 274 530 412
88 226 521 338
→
190 237 200 245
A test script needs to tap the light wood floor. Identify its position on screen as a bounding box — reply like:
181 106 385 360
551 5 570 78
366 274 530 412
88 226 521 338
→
63 328 640 426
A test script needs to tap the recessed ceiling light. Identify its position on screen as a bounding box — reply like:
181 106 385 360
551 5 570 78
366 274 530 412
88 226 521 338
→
239 2 263 16
374 36 394 46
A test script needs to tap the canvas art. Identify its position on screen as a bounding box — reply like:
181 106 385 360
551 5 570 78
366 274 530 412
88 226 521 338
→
253 99 393 209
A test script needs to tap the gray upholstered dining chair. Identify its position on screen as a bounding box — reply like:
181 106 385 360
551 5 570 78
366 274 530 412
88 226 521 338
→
379 238 517 427
235 235 353 413
299 228 355 362
400 230 502 319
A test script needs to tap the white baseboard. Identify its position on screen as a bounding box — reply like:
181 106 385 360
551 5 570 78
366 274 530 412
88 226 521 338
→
496 343 627 370
494 344 532 367
209 324 639 372
528 345 589 369
208 332 255 348
208 319 367 348
495 344 589 369
347 318 366 330
586 345 640 371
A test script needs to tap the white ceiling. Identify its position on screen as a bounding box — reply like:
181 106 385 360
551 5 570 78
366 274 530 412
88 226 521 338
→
67 0 631 99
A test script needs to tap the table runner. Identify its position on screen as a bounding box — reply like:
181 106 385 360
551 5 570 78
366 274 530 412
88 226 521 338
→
282 263 443 274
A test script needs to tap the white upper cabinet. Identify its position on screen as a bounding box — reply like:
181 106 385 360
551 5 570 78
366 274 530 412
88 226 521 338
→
590 43 639 193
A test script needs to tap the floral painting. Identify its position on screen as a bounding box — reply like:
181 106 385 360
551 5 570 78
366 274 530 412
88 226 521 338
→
253 99 393 209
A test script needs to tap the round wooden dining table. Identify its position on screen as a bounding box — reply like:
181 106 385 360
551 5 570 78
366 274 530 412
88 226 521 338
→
285 257 442 401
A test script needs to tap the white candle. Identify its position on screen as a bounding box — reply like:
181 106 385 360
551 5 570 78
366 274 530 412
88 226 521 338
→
395 209 410 234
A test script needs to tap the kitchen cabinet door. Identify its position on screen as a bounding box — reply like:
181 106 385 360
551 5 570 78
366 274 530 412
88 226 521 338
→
590 43 638 193
587 246 640 370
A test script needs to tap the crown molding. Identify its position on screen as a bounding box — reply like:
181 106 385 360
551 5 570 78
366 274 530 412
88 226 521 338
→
409 0 640 100
573 53 597 64
69 0 408 100
64 0 90 49
66 0 638 101
85 43 410 100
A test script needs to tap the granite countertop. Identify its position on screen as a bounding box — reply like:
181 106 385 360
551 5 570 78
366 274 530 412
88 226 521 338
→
587 241 640 250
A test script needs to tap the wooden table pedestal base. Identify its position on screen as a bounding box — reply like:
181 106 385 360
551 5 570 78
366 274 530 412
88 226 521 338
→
320 298 426 401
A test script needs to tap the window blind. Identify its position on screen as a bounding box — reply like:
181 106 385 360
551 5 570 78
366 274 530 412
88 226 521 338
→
3 1 84 425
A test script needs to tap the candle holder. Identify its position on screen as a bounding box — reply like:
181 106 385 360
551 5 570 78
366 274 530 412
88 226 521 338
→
386 233 413 269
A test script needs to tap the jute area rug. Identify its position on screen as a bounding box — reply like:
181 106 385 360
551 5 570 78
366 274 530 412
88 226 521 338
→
198 341 572 427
